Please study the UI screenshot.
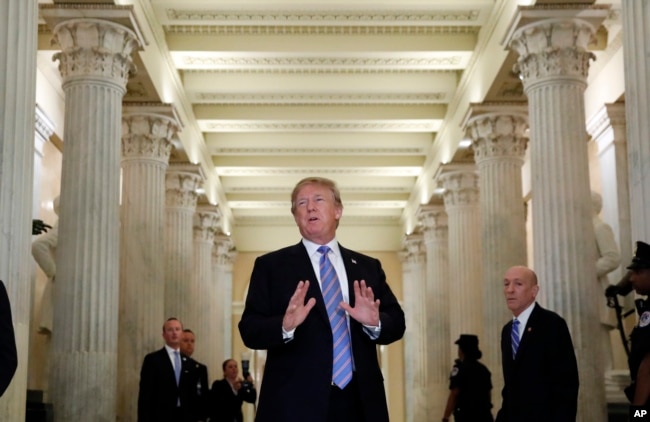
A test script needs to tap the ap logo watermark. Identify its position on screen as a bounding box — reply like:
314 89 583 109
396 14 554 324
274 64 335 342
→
631 406 650 419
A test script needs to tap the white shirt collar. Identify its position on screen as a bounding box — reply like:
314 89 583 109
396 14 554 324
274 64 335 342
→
302 238 340 258
513 301 536 334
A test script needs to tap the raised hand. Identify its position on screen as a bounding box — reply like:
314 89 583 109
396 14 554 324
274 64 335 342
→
341 280 380 326
282 280 316 332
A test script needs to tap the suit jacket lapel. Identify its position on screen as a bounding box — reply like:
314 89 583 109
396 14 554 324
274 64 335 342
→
339 245 358 307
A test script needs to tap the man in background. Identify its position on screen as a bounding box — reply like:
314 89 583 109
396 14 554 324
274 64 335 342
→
624 241 650 406
497 266 579 422
180 329 209 421
137 318 201 422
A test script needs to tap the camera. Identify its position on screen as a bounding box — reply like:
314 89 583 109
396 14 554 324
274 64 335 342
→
241 358 253 390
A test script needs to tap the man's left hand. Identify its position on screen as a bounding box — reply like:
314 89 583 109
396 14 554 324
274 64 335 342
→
341 280 380 326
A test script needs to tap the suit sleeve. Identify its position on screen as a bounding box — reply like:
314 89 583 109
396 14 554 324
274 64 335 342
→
550 316 579 421
238 255 290 350
371 259 405 345
0 281 17 397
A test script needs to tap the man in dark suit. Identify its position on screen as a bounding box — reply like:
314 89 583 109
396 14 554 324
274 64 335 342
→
0 280 17 397
180 329 210 421
209 358 256 422
137 318 201 422
239 177 405 422
496 266 579 422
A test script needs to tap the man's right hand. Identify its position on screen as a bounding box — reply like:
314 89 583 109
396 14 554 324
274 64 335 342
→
282 280 316 332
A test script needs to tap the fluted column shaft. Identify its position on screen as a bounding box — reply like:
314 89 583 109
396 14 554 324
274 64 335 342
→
118 109 175 421
165 166 202 321
440 170 482 341
213 235 235 371
509 17 605 422
400 234 427 422
622 1 650 241
467 111 528 403
190 207 220 369
0 1 37 420
48 18 139 422
420 207 449 421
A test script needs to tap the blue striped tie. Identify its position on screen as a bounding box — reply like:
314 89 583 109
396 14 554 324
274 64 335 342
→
318 246 353 389
511 318 520 359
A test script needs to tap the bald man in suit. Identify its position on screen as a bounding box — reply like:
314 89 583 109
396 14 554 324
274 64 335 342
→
496 266 579 422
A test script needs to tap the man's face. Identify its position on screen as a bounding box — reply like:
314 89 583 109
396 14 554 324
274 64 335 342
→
162 319 183 349
180 331 195 356
503 266 539 316
630 268 650 296
292 183 342 245
224 359 239 380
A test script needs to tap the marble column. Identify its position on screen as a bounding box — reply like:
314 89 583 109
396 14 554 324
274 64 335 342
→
505 8 609 421
213 234 235 370
165 163 203 322
439 166 483 343
0 1 37 420
586 103 631 279
40 12 142 421
118 105 177 421
399 234 427 422
621 1 650 241
465 107 529 402
189 202 220 372
418 205 450 422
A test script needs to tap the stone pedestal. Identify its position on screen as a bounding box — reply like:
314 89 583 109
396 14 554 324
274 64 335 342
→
0 1 38 420
465 107 529 402
118 105 177 421
505 8 609 421
419 206 450 421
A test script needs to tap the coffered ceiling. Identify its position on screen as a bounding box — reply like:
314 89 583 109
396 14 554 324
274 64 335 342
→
39 0 544 251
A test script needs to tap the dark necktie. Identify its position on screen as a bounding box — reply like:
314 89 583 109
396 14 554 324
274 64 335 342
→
318 246 353 388
511 318 520 358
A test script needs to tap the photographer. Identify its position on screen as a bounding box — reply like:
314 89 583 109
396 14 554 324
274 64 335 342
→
209 358 256 422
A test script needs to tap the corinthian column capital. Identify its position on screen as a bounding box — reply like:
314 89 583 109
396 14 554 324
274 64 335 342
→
122 104 181 163
52 19 140 86
438 166 479 209
466 112 528 164
165 163 204 209
193 204 221 244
